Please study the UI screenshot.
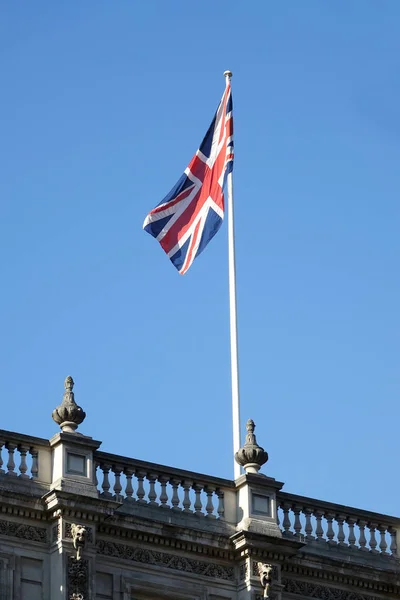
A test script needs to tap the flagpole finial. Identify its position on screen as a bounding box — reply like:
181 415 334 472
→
224 70 233 80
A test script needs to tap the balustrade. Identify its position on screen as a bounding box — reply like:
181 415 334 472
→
95 452 231 520
0 433 46 481
277 492 398 558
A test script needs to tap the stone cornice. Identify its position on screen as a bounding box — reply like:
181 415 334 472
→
0 429 50 447
97 518 234 560
96 539 236 582
230 530 305 558
281 577 389 600
49 432 101 450
282 561 400 596
235 473 285 491
0 489 47 521
42 490 119 522
288 547 400 576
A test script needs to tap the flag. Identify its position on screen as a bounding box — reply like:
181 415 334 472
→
143 80 233 274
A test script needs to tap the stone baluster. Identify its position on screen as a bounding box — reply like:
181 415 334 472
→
369 523 378 553
193 483 203 516
147 473 158 506
124 468 135 502
281 503 292 537
159 475 169 508
18 445 30 480
314 510 325 542
170 479 181 512
326 513 336 545
293 506 302 538
0 440 5 475
304 508 314 541
136 471 147 504
358 520 368 551
30 448 39 479
94 462 99 490
347 517 356 549
204 485 216 519
113 466 123 502
216 489 225 520
378 525 388 554
337 515 346 547
99 463 112 498
182 480 193 513
5 443 17 477
388 527 398 557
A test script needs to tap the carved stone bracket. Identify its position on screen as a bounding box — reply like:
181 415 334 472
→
252 561 279 580
71 524 87 562
67 556 88 600
257 563 273 598
66 523 93 544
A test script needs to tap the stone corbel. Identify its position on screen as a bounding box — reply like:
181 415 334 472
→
258 563 273 598
67 524 89 600
71 523 87 561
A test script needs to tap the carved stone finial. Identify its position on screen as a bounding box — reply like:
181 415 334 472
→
234 419 268 474
52 377 86 433
258 563 273 598
71 523 87 561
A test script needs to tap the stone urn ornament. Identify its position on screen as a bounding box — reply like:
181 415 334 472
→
234 419 268 474
52 376 86 433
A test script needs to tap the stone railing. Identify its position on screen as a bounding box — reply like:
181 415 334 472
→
94 450 236 521
0 429 50 482
277 490 399 558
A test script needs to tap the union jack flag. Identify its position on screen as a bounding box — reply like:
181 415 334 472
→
143 80 233 274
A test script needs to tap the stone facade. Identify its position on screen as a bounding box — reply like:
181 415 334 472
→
0 379 399 599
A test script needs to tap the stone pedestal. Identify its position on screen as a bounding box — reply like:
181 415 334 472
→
236 473 283 537
49 432 101 498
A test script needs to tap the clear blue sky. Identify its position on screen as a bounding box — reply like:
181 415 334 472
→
1 1 399 515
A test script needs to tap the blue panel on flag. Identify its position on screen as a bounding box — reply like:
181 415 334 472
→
198 116 216 159
155 174 190 208
144 214 173 238
197 208 223 258
227 95 233 115
170 238 190 272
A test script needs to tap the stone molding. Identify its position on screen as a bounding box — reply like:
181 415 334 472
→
97 522 233 559
52 522 60 543
282 577 384 600
239 561 248 581
282 564 400 596
0 518 47 543
67 555 89 599
96 540 235 581
122 576 208 600
0 491 48 519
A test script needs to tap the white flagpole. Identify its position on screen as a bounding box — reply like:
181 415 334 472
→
224 70 242 479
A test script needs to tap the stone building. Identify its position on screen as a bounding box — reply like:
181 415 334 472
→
0 376 399 599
